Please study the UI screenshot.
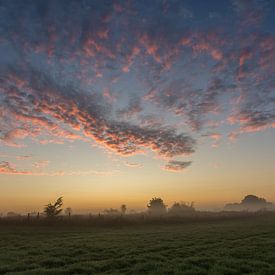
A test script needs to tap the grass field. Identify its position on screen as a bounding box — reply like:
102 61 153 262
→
0 215 275 274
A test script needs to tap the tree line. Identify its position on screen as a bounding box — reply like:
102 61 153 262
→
3 196 195 218
3 194 273 219
43 197 195 218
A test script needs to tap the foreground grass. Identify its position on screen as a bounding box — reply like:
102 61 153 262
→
0 215 275 274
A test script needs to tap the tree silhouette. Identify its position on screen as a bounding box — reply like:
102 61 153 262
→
44 197 63 218
121 204 127 215
224 194 273 212
147 197 167 216
241 195 266 204
169 202 195 215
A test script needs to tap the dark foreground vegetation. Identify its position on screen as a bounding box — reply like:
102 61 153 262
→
1 212 275 274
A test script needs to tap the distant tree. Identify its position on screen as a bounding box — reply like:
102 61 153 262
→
44 197 63 218
147 197 167 216
65 207 72 217
224 195 273 212
168 202 195 215
241 195 266 205
121 204 127 215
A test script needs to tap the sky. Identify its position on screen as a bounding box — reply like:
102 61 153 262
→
0 0 274 213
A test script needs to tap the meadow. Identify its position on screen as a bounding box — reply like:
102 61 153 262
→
0 214 275 274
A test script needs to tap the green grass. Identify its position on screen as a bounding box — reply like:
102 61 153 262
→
0 215 275 274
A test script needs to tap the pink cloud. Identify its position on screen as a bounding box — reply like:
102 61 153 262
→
209 133 222 140
0 161 33 175
0 161 116 177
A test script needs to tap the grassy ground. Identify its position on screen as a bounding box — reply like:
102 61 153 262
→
0 215 275 274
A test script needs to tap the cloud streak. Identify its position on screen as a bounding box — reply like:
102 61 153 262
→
0 161 117 177
163 161 192 172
